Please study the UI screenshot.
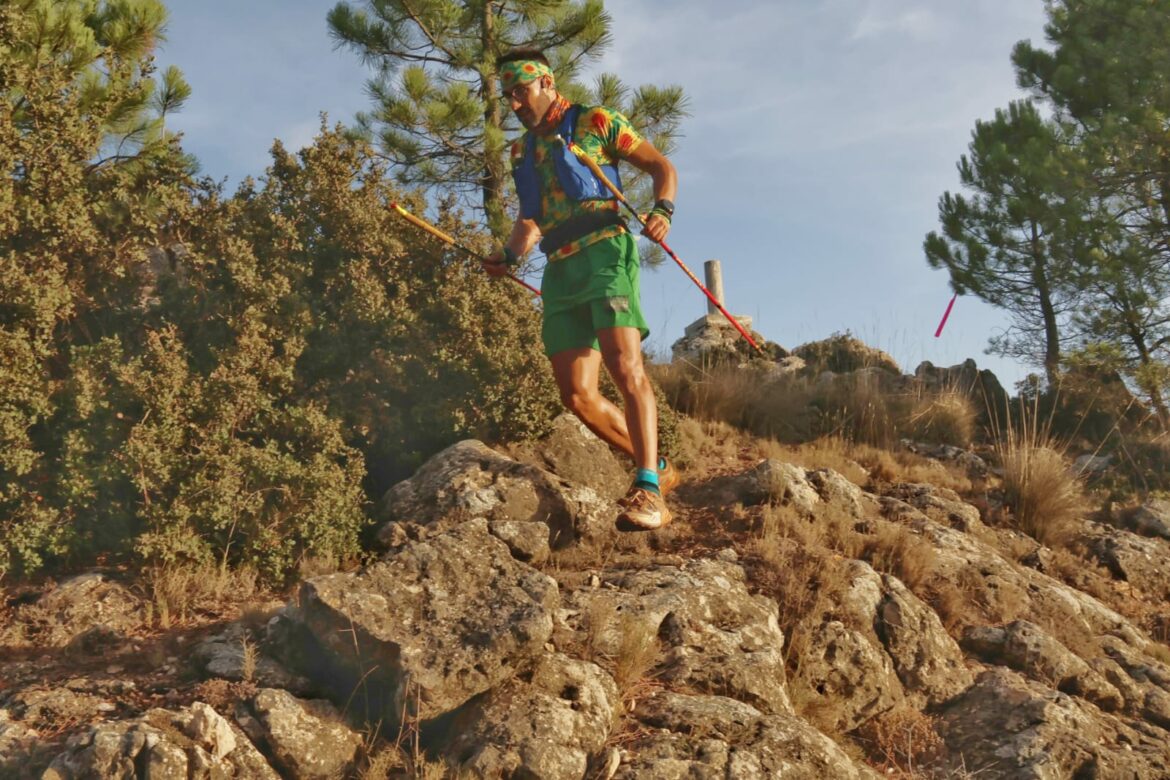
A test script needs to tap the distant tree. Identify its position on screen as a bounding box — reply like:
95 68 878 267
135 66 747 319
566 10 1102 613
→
925 101 1086 385
327 0 688 237
1012 0 1170 422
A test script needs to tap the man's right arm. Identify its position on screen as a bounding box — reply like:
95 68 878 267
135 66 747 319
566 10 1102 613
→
484 218 541 276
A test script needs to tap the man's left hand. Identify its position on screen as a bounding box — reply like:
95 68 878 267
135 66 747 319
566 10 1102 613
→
642 214 671 243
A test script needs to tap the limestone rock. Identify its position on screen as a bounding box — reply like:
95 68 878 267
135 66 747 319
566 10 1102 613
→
41 704 278 779
296 520 559 723
379 439 617 548
937 668 1170 779
791 619 902 732
515 413 631 501
883 482 983 532
1120 500 1170 541
961 620 1123 711
722 459 822 511
1081 521 1170 600
615 691 881 779
564 558 790 714
244 688 362 779
191 623 314 695
444 653 620 779
2 573 144 648
875 574 973 706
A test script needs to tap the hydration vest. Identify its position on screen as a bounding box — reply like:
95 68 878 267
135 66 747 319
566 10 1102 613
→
513 104 623 223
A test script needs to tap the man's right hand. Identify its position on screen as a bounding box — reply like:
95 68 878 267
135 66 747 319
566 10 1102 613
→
482 250 509 277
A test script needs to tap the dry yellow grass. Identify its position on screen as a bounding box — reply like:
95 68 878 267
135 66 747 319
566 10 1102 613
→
994 401 1086 548
906 386 978 447
857 702 945 777
144 561 259 628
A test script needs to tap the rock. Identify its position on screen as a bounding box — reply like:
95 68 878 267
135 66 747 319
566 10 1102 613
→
488 519 551 565
901 440 989 477
191 623 314 695
0 709 39 771
1073 453 1113 475
2 573 144 648
295 520 559 724
443 653 619 779
516 413 631 501
615 691 881 779
378 439 617 548
1080 521 1170 600
723 459 822 511
564 558 790 714
882 482 983 532
914 358 1008 418
795 334 901 375
936 668 1170 779
2 688 110 732
790 619 902 732
41 705 279 779
806 468 868 519
1121 500 1170 540
875 574 973 706
961 620 1123 711
244 689 362 779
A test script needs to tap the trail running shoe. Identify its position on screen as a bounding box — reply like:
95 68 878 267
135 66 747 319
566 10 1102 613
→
658 457 680 497
617 486 673 531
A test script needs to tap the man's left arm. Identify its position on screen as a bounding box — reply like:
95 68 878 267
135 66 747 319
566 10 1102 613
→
623 140 677 243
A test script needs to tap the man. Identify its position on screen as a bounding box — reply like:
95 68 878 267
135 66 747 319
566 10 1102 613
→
485 48 679 530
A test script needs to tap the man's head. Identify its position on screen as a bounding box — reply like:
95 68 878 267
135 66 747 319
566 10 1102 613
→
497 48 558 129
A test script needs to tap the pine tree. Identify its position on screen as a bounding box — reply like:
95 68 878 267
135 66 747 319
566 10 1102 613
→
924 101 1086 385
327 0 687 237
1012 0 1170 422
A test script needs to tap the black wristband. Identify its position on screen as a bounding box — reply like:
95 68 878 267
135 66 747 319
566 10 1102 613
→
654 199 675 217
502 246 519 267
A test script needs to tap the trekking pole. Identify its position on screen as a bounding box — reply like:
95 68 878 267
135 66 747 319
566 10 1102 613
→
389 202 541 297
556 137 763 355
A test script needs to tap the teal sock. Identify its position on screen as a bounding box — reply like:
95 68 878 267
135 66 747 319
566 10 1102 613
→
658 456 668 471
635 467 660 494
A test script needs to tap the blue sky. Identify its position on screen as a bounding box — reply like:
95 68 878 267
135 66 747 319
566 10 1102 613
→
158 1 1050 389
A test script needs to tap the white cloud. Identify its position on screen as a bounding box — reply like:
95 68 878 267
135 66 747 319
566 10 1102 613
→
850 2 944 42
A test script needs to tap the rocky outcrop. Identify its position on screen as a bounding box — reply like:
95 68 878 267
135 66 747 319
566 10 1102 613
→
42 703 279 779
937 669 1170 779
295 519 560 724
378 439 617 548
237 689 363 780
562 558 792 715
1080 521 1170 600
442 653 620 779
510 413 631 501
914 357 1008 416
1 573 144 649
615 691 882 779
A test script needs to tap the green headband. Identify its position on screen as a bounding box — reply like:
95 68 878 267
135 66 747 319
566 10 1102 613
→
500 60 553 91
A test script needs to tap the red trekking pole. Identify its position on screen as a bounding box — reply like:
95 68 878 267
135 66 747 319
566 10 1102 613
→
389 203 541 297
557 136 763 355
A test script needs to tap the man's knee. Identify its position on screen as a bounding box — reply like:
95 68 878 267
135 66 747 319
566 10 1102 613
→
608 354 650 398
562 388 601 417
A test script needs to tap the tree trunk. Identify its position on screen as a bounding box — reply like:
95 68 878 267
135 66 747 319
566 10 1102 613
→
481 3 507 238
1031 224 1062 386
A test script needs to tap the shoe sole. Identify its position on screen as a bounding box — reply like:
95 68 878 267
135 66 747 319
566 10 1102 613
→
616 507 673 532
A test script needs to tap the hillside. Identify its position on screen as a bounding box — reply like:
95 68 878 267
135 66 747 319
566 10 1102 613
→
4 352 1170 779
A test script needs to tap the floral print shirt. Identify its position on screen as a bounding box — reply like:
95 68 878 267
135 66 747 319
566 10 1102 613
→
510 101 644 260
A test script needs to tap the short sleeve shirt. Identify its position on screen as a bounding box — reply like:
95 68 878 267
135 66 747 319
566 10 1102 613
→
510 104 644 260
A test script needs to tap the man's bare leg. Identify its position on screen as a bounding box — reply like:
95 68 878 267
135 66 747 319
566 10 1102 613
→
549 347 636 460
597 326 657 472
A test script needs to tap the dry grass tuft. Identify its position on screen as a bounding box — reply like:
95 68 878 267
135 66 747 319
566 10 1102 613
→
612 613 661 703
906 386 978 447
857 702 945 777
144 562 259 628
994 401 1086 548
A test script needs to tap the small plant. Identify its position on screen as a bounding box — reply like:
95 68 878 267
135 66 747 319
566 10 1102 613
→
240 634 257 683
858 702 945 776
906 385 978 447
612 614 661 706
993 398 1086 548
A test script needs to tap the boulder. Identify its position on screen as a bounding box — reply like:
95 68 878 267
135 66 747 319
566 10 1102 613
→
191 623 314 695
513 413 631 501
563 558 790 714
42 704 279 779
875 574 973 706
2 573 144 648
720 459 822 511
882 482 983 532
614 691 881 779
378 439 616 548
443 653 620 779
239 689 362 780
1120 500 1170 541
936 669 1170 779
295 520 559 724
914 358 1008 417
961 620 1123 711
1080 521 1170 600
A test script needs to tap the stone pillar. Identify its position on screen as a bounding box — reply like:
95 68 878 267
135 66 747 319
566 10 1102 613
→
704 260 725 316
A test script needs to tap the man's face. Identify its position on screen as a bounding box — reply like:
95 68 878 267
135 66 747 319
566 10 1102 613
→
507 76 555 128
